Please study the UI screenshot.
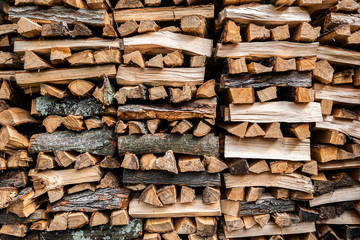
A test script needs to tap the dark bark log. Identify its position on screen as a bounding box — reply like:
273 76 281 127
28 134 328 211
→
117 98 216 121
297 206 319 221
344 225 360 240
318 205 337 219
336 202 354 216
48 187 130 212
227 158 249 174
0 170 27 188
35 96 107 117
0 209 48 225
123 169 221 187
38 218 142 240
9 6 108 27
313 180 335 195
238 197 295 216
220 71 312 89
118 134 219 156
29 128 116 156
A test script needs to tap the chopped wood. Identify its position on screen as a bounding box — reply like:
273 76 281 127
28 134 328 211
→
225 187 245 201
0 187 18 209
254 214 270 228
220 122 248 138
332 108 357 120
247 62 273 74
128 121 148 135
196 217 216 237
156 150 178 174
175 217 196 234
67 50 95 66
115 0 143 9
180 186 196 203
310 185 360 207
115 5 214 23
75 152 100 170
0 125 29 154
69 23 93 38
144 232 161 240
145 218 174 233
67 80 95 98
147 119 162 134
215 41 318 59
0 223 28 237
68 212 89 229
180 15 207 38
245 23 270 42
123 169 221 187
270 161 288 174
93 76 115 106
110 209 129 225
226 88 255 104
324 12 360 32
269 188 290 200
301 160 318 175
50 47 72 66
157 185 177 205
311 144 354 163
140 153 157 170
0 107 38 126
315 115 360 139
86 0 111 10
17 17 42 38
224 215 244 232
54 150 76 168
317 45 360 67
0 170 28 188
7 150 33 169
68 183 96 194
272 57 296 72
47 212 68 231
291 22 320 42
62 0 89 9
138 20 160 34
178 155 205 172
0 51 22 69
40 84 69 99
36 152 55 170
139 184 163 207
221 20 241 44
99 155 121 169
312 130 346 146
7 188 43 218
164 50 184 68
227 58 247 74
246 187 264 202
146 54 164 68
93 49 121 65
89 211 109 227
193 120 212 137
333 69 354 84
202 186 220 204
270 25 290 41
256 86 277 102
117 66 205 87
121 152 139 170
243 216 256 229
0 23 18 36
317 210 360 225
148 86 168 100
123 31 212 57
24 51 53 71
144 0 161 6
118 20 139 37
273 212 300 227
47 187 64 203
30 220 49 231
62 115 85 132
245 123 265 138
41 22 67 38
248 160 270 174
101 116 116 128
170 86 192 104
203 156 228 173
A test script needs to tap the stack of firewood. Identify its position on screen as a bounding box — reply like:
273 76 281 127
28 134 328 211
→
0 0 360 239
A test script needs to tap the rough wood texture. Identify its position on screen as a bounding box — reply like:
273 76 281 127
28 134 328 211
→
314 83 360 105
29 128 116 156
224 172 314 193
309 185 360 207
123 31 212 57
0 170 27 188
317 45 360 67
215 41 318 58
315 116 360 139
123 170 221 187
118 133 218 156
48 187 130 212
240 195 295 216
129 196 221 218
220 71 312 89
117 66 205 87
229 102 322 123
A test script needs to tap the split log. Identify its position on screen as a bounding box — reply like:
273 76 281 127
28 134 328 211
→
0 223 28 238
89 211 109 227
50 47 71 66
92 75 115 106
270 25 290 41
228 102 322 123
123 31 212 57
312 130 346 145
68 80 95 97
123 169 221 187
181 15 207 38
114 5 214 23
220 71 312 89
0 125 29 154
0 170 27 188
146 54 164 68
243 216 256 229
175 217 196 234
181 186 196 203
220 122 248 138
0 23 18 36
75 152 100 169
67 50 95 66
203 156 228 173
157 185 177 205
69 23 93 38
24 51 53 71
0 107 38 126
0 187 18 209
315 116 360 139
333 69 354 84
291 22 321 42
138 20 160 34
310 185 360 207
296 56 316 71
147 119 162 134
178 155 205 172
314 83 360 105
215 41 318 59
111 209 129 226
317 45 360 67
29 128 116 156
245 23 270 42
221 20 241 44
40 84 69 99
54 150 76 168
9 6 109 27
118 133 218 156
148 86 168 100
68 183 96 194
169 86 192 104
317 210 360 225
196 80 215 98
7 150 33 169
272 57 296 72
17 17 42 38
256 86 277 102
48 187 130 212
41 22 67 38
121 152 139 170
196 217 217 237
227 57 247 74
94 49 121 65
247 62 273 74
145 218 174 233
117 66 205 87
324 12 360 31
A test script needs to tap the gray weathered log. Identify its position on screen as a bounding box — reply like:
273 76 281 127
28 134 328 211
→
29 128 116 156
220 71 312 89
0 209 48 225
118 133 219 156
239 197 295 216
48 187 130 212
35 96 107 117
0 170 27 188
9 6 107 27
123 169 221 187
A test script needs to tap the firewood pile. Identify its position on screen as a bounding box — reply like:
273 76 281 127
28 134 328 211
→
0 0 359 239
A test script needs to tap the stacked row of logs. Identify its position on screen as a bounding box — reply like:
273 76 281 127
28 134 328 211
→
0 0 360 239
215 0 360 239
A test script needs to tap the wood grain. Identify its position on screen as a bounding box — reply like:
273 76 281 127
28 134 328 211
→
309 185 360 207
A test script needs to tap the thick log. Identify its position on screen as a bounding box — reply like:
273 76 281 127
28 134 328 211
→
118 133 218 156
317 210 360 225
317 45 360 67
225 136 310 160
220 71 312 89
315 116 360 139
117 66 205 87
215 41 318 58
309 185 360 207
123 31 212 57
9 6 109 27
117 98 216 121
314 83 360 105
229 102 322 123
216 4 310 28
129 196 221 218
224 172 314 193
38 218 142 240
123 169 221 187
114 5 214 23
0 209 48 225
224 221 316 238
48 187 130 212
0 170 27 188
29 128 116 156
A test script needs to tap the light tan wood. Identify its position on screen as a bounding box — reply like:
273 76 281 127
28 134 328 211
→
115 0 143 9
270 161 288 174
317 45 360 67
263 122 283 139
162 231 181 240
40 84 69 99
316 115 360 139
145 218 174 233
156 150 178 174
224 221 316 238
202 186 220 204
181 15 207 38
254 214 270 228
270 25 290 41
140 153 157 171
143 232 161 240
324 12 360 32
30 220 49 231
272 57 296 72
146 54 164 68
245 123 265 138
196 217 216 237
248 160 270 174
68 80 95 97
90 211 109 227
221 122 248 138
130 196 221 218
93 49 121 65
175 217 197 234
110 209 129 225
196 79 215 99
36 152 55 170
204 156 228 173
157 185 177 205
226 88 255 104
317 24 351 45
193 120 212 137
118 20 138 37
97 172 120 189
115 5 214 23
62 115 85 132
225 187 245 201
247 62 273 74
86 0 111 10
333 69 354 84
246 187 264 202
332 108 357 120
224 215 244 232
315 82 360 105
63 0 89 9
243 216 256 229
221 199 240 217
180 186 196 203
310 185 360 207
48 187 64 203
296 56 316 71
288 123 310 140
178 155 205 172
128 121 148 135
68 212 89 229
138 20 160 34
0 223 28 238
139 184 163 207
68 183 96 194
0 187 18 209
229 102 322 123
246 23 270 42
17 17 42 38
47 212 68 231
269 188 289 200
228 57 247 74
7 150 32 169
221 20 242 44
164 50 184 68
312 130 346 145
321 99 333 116
123 31 212 57
291 22 320 42
256 86 277 102
302 160 318 175
0 23 18 36
54 150 76 168
317 210 360 225
0 107 38 126
24 51 53 71
121 152 139 170
224 172 314 193
0 125 29 154
117 66 205 87
50 47 72 66
67 50 95 66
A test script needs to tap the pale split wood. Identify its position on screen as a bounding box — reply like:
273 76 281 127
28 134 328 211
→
317 45 360 67
317 210 360 225
314 83 360 105
223 172 314 193
309 185 360 207
129 196 221 218
315 115 360 139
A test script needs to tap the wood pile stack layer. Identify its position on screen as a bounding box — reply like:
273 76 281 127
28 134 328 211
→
0 0 359 239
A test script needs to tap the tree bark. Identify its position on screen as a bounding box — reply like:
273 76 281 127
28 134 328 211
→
29 128 116 156
239 197 295 216
118 133 218 156
0 170 27 188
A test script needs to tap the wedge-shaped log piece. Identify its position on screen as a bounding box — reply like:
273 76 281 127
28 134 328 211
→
24 51 53 71
117 66 205 87
314 83 360 105
29 128 116 156
317 45 360 67
123 169 221 187
229 102 322 123
118 98 216 121
10 6 109 27
224 172 314 193
0 107 38 126
16 64 117 90
310 185 360 207
123 32 212 57
48 187 130 212
215 41 318 58
0 170 27 188
39 218 142 239
324 12 360 32
315 116 360 139
114 5 214 23
216 4 310 27
225 136 310 160
129 196 221 218
0 126 29 154
118 133 218 156
224 221 315 238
